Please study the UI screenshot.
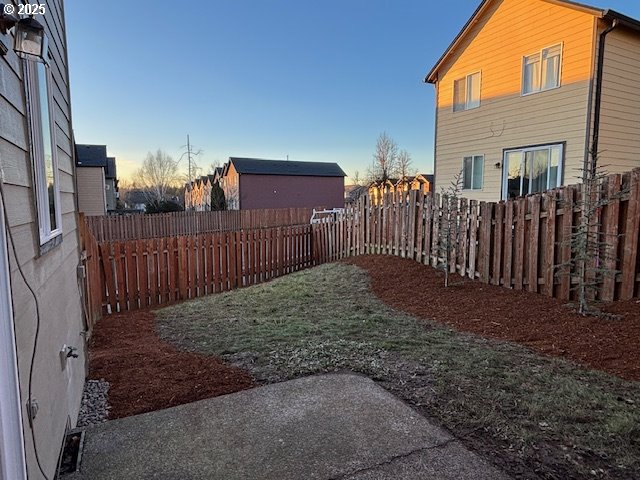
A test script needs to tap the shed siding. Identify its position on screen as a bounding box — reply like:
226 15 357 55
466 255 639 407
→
597 26 640 173
239 175 345 210
77 167 107 216
0 1 86 478
433 0 595 201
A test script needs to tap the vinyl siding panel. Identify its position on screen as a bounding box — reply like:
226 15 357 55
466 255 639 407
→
0 1 86 479
76 168 107 216
597 27 640 172
433 0 596 201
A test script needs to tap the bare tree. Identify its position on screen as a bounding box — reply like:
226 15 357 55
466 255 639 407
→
368 132 399 183
437 171 463 287
397 149 414 182
209 159 222 174
350 170 363 186
135 150 179 203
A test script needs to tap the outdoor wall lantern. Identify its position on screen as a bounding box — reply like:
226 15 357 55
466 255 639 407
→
0 5 47 59
14 16 46 57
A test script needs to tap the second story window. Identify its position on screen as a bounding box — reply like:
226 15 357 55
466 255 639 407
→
453 72 481 112
522 44 562 95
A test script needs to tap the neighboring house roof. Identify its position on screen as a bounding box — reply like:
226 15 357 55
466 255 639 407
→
76 144 108 167
125 190 148 205
346 185 368 202
229 157 346 177
105 157 117 179
424 0 640 83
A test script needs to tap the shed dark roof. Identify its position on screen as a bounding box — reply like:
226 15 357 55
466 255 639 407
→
76 144 108 168
125 190 147 205
229 158 346 177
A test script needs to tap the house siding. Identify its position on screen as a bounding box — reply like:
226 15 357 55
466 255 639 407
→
239 174 344 210
105 178 117 211
0 1 86 478
77 167 107 215
433 0 596 201
596 25 640 173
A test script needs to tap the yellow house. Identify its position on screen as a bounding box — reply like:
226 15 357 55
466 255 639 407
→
425 0 640 201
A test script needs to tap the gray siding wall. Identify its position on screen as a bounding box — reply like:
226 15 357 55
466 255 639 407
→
0 1 86 478
77 167 107 215
105 178 117 211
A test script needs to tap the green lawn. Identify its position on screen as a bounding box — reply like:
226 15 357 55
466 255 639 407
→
156 263 640 479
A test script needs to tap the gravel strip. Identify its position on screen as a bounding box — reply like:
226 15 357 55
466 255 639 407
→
76 379 110 428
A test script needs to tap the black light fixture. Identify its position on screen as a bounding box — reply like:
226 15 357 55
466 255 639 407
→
0 4 47 59
14 16 46 57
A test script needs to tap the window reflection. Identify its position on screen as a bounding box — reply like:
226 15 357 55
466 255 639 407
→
503 145 563 200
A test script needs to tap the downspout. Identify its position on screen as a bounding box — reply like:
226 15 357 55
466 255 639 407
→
589 18 618 176
432 78 439 191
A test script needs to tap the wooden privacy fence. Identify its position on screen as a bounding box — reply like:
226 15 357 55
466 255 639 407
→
90 225 316 313
312 168 640 302
86 207 314 242
78 214 105 328
80 169 640 318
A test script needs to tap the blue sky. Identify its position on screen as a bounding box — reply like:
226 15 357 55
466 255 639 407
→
66 0 640 182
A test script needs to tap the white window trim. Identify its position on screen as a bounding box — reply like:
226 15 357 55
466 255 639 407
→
25 59 62 246
501 143 564 200
521 43 564 96
0 199 28 480
453 71 482 112
462 154 484 191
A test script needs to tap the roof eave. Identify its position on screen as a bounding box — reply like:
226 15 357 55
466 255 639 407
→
604 9 640 31
424 0 491 84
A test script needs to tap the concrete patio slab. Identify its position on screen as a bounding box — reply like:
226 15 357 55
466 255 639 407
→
69 374 509 480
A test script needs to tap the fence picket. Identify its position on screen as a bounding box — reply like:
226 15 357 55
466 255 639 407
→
514 198 526 290
492 203 504 286
528 195 541 293
544 191 557 297
468 200 477 278
621 170 640 300
559 186 574 301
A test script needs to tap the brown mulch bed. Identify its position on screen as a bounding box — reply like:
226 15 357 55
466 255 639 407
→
88 309 255 419
346 255 640 382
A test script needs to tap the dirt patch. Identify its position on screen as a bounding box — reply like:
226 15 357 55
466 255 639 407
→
88 309 254 419
345 255 640 382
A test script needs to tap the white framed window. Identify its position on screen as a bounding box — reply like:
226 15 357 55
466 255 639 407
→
522 44 562 95
502 143 563 200
25 59 62 246
462 155 484 190
453 71 481 112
